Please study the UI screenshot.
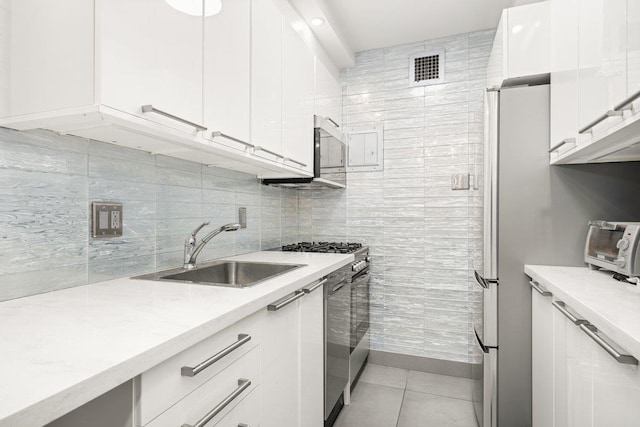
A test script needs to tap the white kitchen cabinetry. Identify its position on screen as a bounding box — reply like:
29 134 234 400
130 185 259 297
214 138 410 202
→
99 0 204 131
250 0 284 164
487 2 551 88
203 0 251 147
300 280 325 427
531 281 553 427
628 1 640 109
549 0 579 153
282 22 315 173
0 0 315 178
315 59 343 127
577 0 627 136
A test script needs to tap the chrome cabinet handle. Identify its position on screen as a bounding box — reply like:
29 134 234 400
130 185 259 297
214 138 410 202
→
254 146 284 159
548 138 576 154
238 424 249 427
211 131 255 148
578 110 623 134
302 278 328 294
579 324 638 365
330 283 345 295
182 378 251 427
552 301 588 325
283 157 308 168
529 280 551 297
267 290 305 311
326 117 340 127
614 88 640 111
141 105 207 131
181 334 252 377
473 270 498 289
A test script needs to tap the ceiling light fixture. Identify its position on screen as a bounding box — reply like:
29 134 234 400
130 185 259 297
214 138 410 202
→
164 0 222 17
310 17 326 27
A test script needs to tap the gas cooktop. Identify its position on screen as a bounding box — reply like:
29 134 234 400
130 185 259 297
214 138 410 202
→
281 242 363 254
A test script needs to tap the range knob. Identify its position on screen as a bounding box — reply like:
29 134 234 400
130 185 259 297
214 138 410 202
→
616 257 627 268
617 238 630 251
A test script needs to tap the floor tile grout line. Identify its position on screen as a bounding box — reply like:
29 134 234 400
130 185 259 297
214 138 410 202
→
395 382 408 427
403 387 474 403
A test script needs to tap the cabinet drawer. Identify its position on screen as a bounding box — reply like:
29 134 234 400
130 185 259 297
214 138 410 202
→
214 386 260 427
135 311 263 425
143 346 260 427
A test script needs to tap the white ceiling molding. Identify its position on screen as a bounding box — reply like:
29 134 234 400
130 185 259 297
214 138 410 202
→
287 0 356 69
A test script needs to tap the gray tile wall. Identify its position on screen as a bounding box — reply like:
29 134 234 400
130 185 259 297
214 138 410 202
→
0 128 303 301
308 30 494 363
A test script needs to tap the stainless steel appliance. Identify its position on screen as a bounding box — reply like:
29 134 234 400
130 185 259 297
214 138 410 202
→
262 116 346 189
281 242 370 427
474 84 640 427
585 221 640 277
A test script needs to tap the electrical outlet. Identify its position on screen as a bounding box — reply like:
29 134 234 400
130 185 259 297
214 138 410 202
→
92 202 123 238
239 207 247 229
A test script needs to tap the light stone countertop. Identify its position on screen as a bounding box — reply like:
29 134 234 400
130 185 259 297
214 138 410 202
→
0 251 353 427
525 265 640 361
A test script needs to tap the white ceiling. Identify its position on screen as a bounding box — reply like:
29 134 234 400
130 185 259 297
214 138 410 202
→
317 0 542 54
288 0 545 69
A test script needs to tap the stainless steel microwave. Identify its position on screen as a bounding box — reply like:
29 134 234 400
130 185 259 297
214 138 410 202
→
585 221 640 277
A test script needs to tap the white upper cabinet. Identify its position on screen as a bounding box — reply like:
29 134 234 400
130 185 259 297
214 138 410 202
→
627 1 640 108
549 0 579 152
577 0 627 135
203 0 251 145
99 0 204 132
251 0 284 162
315 59 343 127
487 2 551 88
281 22 315 173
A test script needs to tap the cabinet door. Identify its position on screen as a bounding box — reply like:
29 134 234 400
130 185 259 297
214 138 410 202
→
261 299 300 427
590 329 640 426
282 22 315 173
550 0 579 150
577 0 627 134
628 0 640 110
315 59 342 127
506 2 551 79
98 0 203 131
532 288 553 427
250 0 283 160
204 0 251 144
300 286 324 427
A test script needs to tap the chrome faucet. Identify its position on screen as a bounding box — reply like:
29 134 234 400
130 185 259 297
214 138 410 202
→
184 221 241 269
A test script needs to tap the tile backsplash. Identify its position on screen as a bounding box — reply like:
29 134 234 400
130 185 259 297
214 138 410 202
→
0 127 303 301
303 29 495 364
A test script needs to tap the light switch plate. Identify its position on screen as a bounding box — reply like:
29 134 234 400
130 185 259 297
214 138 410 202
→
92 202 123 238
451 174 470 190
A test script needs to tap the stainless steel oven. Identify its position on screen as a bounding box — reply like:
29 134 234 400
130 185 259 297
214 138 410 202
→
349 251 370 387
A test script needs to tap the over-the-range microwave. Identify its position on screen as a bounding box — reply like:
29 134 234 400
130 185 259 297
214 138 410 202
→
262 116 346 189
585 221 640 277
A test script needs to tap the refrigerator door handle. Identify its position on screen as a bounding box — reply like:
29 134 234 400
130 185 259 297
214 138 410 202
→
474 270 498 290
474 327 497 354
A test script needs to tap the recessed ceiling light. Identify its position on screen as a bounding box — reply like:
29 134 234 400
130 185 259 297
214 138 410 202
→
310 17 326 27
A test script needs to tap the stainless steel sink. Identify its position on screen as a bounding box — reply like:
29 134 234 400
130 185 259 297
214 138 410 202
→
133 261 304 288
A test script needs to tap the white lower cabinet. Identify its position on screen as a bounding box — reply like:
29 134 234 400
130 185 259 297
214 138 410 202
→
300 281 325 427
530 276 640 427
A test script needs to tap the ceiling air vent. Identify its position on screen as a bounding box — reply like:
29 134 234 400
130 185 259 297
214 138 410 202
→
409 49 445 87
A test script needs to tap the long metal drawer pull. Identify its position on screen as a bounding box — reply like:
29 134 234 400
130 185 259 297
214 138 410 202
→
182 378 251 427
327 117 340 128
578 110 624 134
267 290 305 311
473 270 498 289
254 146 284 159
529 280 551 297
211 131 255 148
579 324 638 365
140 105 207 131
238 424 249 427
302 278 328 294
181 334 252 377
614 88 640 111
282 157 308 168
548 138 576 153
552 301 588 325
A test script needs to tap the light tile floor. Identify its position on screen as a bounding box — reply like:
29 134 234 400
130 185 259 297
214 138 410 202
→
334 364 478 427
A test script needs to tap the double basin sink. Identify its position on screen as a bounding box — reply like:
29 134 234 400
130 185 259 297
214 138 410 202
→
133 260 304 288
